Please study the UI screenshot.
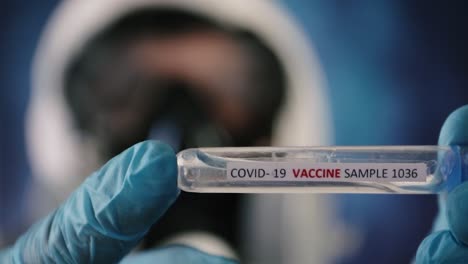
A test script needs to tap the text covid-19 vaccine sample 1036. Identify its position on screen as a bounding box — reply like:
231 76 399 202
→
177 146 464 194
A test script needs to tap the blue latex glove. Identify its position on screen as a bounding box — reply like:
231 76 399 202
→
0 141 237 263
415 105 468 263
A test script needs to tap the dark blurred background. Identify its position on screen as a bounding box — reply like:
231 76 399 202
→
1 0 467 263
0 0 60 241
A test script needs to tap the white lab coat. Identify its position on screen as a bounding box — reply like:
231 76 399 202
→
26 1 358 263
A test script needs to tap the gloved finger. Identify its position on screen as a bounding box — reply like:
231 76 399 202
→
438 105 468 147
120 245 239 264
415 230 468 263
447 181 468 245
0 141 178 263
433 105 468 232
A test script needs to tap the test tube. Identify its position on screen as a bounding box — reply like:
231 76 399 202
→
177 146 464 194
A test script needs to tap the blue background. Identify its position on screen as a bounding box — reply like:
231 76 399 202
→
0 0 59 240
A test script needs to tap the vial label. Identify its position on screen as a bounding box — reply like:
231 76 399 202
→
226 162 427 182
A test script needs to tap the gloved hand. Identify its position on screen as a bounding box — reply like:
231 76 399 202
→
0 141 237 264
415 105 468 263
